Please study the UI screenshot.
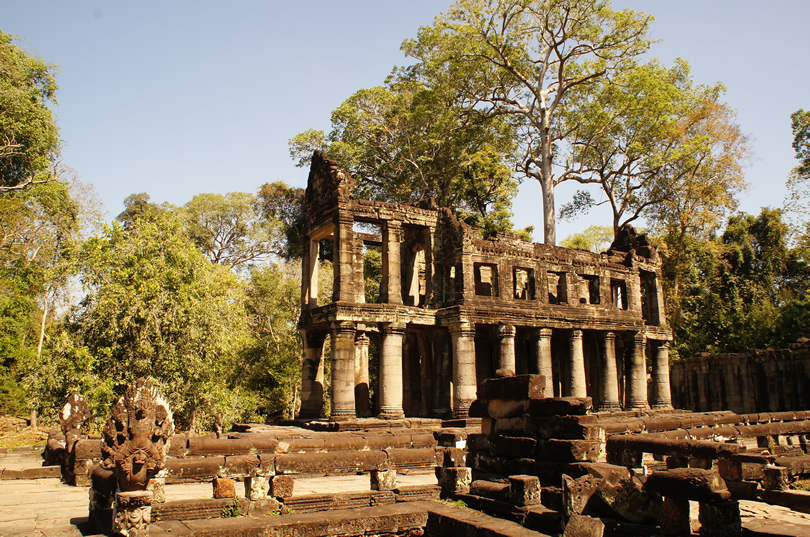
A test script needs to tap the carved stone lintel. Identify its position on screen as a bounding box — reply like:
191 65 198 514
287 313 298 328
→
113 490 152 537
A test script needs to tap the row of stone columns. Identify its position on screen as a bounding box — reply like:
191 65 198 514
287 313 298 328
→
301 321 672 420
450 323 672 417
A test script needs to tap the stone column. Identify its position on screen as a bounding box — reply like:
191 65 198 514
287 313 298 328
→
450 322 476 418
382 220 403 304
497 323 517 377
353 237 366 303
379 322 406 419
354 333 371 416
626 332 649 409
299 329 326 418
333 214 355 303
599 332 621 411
651 341 673 409
567 330 587 397
304 238 320 309
533 328 554 395
330 321 357 420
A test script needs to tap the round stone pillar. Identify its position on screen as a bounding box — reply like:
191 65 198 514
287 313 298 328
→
330 321 357 420
382 221 403 305
379 322 406 419
354 333 371 416
568 330 587 398
651 341 673 409
534 328 554 395
626 332 649 410
497 323 516 377
450 322 476 418
300 329 326 419
598 331 621 411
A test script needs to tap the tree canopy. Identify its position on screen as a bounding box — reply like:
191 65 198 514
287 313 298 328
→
290 77 522 234
0 31 61 192
402 0 653 244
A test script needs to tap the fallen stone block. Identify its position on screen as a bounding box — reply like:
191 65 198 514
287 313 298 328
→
164 456 225 482
698 499 741 537
268 474 295 498
385 447 438 470
509 474 541 506
223 454 259 477
477 374 546 400
563 514 605 537
538 439 603 463
188 436 252 456
213 477 237 498
436 466 471 495
275 450 386 474
596 472 662 525
644 468 731 503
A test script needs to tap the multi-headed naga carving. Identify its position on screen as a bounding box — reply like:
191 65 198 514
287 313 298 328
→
101 378 174 491
61 393 90 445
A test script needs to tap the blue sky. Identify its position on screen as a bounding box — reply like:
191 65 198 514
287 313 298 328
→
2 1 808 240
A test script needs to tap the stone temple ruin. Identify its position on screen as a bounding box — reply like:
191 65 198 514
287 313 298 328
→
12 152 810 537
299 150 673 421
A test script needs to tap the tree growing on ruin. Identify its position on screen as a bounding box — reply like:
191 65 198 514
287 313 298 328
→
402 0 653 244
290 79 522 235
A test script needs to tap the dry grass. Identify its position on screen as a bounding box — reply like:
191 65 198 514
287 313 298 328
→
0 415 48 449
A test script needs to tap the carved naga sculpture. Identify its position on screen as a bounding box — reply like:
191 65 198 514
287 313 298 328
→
101 378 175 491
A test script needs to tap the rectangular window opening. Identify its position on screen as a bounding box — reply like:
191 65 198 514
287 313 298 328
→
513 267 536 300
474 262 499 297
611 279 628 310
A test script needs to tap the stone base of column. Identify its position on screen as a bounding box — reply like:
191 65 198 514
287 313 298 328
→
329 410 356 421
652 403 674 410
378 408 405 420
597 402 621 412
113 491 152 537
627 402 650 411
453 403 471 419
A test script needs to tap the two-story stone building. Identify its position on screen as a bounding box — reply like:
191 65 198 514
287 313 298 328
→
298 151 672 420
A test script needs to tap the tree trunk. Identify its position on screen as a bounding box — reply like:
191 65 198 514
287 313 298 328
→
36 294 49 360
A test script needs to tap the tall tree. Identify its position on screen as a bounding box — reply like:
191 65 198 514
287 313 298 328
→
0 31 61 192
784 109 810 229
66 206 253 427
559 59 748 238
257 182 306 260
402 0 652 244
183 192 280 269
290 78 521 234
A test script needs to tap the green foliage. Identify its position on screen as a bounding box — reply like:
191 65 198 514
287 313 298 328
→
785 109 810 230
243 262 303 419
183 192 280 269
291 77 520 234
0 31 61 190
221 497 242 518
661 208 810 359
560 225 614 253
257 182 306 260
561 59 748 235
363 247 382 303
65 207 254 428
403 0 654 244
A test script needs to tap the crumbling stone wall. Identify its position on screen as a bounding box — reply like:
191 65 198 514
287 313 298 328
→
671 343 810 413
